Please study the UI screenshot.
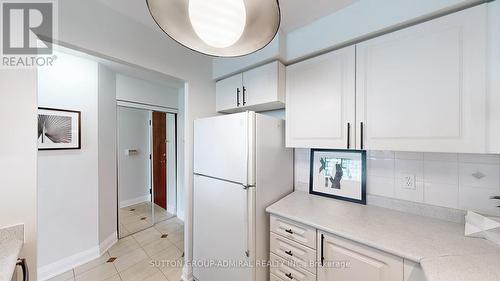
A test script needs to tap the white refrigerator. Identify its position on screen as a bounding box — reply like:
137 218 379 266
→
193 111 293 281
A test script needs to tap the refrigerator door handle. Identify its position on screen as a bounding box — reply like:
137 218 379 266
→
245 186 255 260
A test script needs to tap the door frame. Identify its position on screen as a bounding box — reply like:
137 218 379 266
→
116 102 178 237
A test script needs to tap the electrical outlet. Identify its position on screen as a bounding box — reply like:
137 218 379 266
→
402 174 416 190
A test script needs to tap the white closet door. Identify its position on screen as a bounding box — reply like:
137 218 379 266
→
356 5 487 153
286 46 356 149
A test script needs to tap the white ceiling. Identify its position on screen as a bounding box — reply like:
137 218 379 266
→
94 0 358 33
279 0 358 32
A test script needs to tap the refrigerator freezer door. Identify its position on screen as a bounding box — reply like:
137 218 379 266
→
194 112 251 185
193 174 253 281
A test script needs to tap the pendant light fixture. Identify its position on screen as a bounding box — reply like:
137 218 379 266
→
146 0 281 57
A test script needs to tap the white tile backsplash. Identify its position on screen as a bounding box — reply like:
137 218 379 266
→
295 149 500 216
394 179 424 203
367 158 394 178
458 154 500 165
424 161 459 185
424 152 458 162
395 159 424 182
367 175 395 197
459 163 500 189
424 183 459 209
395 151 423 160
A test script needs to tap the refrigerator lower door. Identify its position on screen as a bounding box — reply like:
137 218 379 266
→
193 174 253 281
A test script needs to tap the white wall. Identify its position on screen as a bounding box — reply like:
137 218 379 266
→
97 64 117 248
117 107 151 207
295 149 500 217
37 51 100 276
0 69 38 280
116 74 179 109
41 2 217 280
212 31 286 80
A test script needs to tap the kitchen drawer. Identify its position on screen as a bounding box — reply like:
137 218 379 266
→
270 232 316 274
270 253 316 281
270 215 316 249
271 273 285 281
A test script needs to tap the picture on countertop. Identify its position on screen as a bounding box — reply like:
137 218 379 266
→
38 107 81 150
310 149 366 204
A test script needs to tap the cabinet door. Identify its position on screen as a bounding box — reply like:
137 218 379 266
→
286 46 356 148
318 232 403 281
242 61 285 110
488 1 500 153
216 73 243 112
356 5 487 153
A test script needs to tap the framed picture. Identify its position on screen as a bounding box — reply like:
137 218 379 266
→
38 107 81 150
309 149 366 204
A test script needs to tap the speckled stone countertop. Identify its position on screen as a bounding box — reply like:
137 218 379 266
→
266 192 500 281
0 225 24 281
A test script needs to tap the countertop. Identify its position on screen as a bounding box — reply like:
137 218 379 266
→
0 225 24 281
266 191 500 281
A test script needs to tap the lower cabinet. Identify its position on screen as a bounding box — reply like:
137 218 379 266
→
269 215 427 281
318 232 403 281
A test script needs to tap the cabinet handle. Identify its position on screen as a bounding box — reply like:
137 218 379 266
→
285 250 293 256
285 273 294 280
242 86 247 106
347 123 351 149
320 234 325 266
360 122 365 150
285 229 294 234
237 88 241 107
17 258 29 281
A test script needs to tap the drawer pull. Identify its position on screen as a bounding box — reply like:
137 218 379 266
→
285 273 294 280
285 229 294 234
285 250 293 256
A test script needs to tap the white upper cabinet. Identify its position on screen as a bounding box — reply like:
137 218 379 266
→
216 74 243 112
356 5 487 153
216 61 285 113
488 1 500 154
286 46 356 149
242 61 285 109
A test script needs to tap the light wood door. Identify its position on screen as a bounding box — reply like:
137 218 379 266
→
216 73 243 112
318 232 403 281
286 45 356 149
356 5 487 153
152 111 167 210
242 61 285 109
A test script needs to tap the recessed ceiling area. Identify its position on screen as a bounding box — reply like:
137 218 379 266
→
94 0 358 33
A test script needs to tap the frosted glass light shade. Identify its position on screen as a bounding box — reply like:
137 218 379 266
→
189 0 247 48
146 0 280 57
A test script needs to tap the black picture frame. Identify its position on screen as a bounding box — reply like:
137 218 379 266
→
309 149 367 205
38 107 81 150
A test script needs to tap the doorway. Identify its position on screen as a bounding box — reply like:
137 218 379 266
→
117 106 177 238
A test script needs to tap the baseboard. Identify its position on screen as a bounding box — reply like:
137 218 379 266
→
38 246 100 281
119 195 150 208
99 231 118 255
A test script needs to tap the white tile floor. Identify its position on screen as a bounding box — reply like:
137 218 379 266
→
49 218 184 281
119 202 175 237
